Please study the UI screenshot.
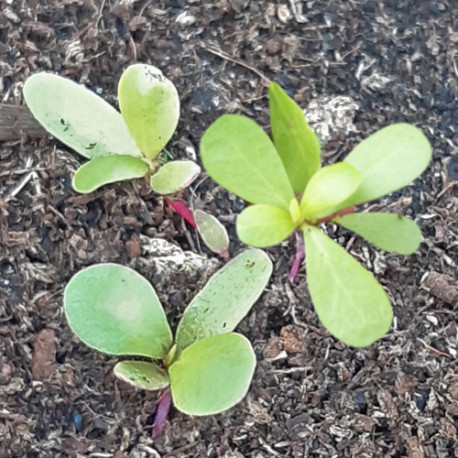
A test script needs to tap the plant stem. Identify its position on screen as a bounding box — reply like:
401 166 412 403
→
152 387 172 437
288 206 356 282
218 249 231 262
315 205 356 225
288 231 305 283
163 197 196 228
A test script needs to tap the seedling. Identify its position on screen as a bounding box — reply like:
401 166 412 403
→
23 64 200 197
64 249 272 431
200 82 432 347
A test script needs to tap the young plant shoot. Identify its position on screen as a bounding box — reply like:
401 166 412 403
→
200 82 432 347
64 249 272 430
23 64 200 197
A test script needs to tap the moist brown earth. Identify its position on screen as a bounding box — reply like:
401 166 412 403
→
1 1 457 457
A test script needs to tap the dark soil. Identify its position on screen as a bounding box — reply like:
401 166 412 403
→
1 1 457 457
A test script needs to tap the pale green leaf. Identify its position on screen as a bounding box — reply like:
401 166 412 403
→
175 249 272 353
150 160 200 195
303 225 392 347
334 212 422 255
343 124 432 207
170 333 255 415
269 82 321 192
114 360 170 391
73 155 149 193
236 204 296 248
200 114 295 211
118 64 179 158
64 264 173 358
194 210 229 255
23 73 141 159
300 163 361 218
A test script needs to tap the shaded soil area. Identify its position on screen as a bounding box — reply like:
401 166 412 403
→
1 0 457 456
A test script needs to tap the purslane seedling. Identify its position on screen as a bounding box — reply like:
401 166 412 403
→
23 64 200 196
200 82 432 347
64 249 272 430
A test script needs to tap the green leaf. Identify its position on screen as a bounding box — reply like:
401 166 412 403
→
269 82 321 192
170 333 255 415
194 210 229 255
175 249 272 353
300 163 361 218
23 73 141 159
200 114 295 211
334 212 422 255
118 64 179 158
342 124 432 207
114 361 170 391
64 264 173 358
72 155 149 193
236 204 296 248
303 225 392 347
150 160 200 195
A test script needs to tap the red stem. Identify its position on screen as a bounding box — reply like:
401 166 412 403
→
218 249 231 262
315 205 356 225
163 197 196 228
287 205 357 282
288 232 305 283
152 388 172 437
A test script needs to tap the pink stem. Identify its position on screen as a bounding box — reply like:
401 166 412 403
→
152 388 172 437
163 197 196 228
288 232 305 283
218 249 231 262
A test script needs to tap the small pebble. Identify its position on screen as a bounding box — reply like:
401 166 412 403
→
277 4 292 23
175 11 196 26
414 388 429 412
72 412 83 433
353 391 368 414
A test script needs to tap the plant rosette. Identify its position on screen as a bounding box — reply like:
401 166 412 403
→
64 249 272 426
200 82 432 348
23 64 200 196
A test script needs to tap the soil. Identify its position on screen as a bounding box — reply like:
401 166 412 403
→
1 1 457 457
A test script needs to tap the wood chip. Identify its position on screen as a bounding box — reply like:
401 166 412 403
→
32 329 56 380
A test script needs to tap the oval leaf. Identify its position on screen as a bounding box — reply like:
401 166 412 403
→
303 225 393 347
23 73 141 159
194 210 229 255
170 333 255 416
175 249 272 353
236 204 296 248
343 124 432 207
300 163 361 218
269 82 321 193
118 64 179 158
200 114 295 211
334 212 422 255
64 264 173 358
114 360 170 391
73 155 149 193
150 160 200 195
